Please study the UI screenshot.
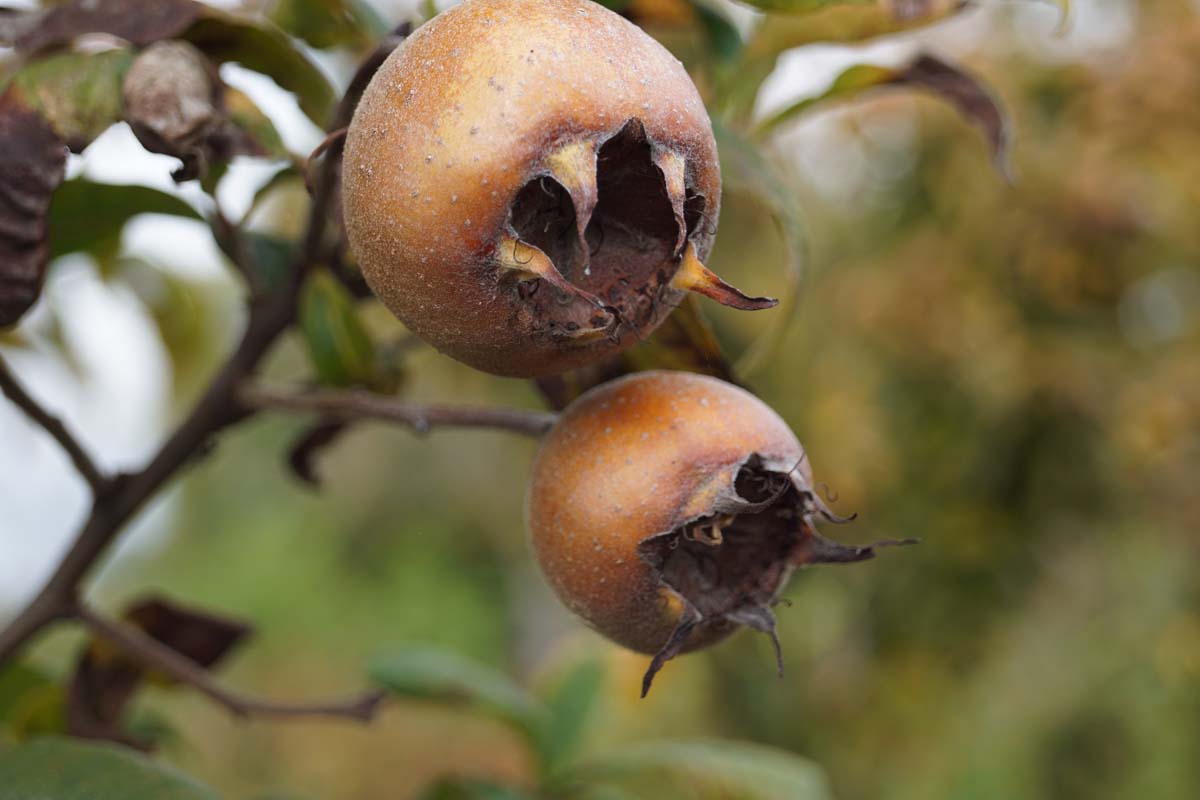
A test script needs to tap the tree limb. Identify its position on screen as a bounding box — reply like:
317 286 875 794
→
74 604 385 722
0 352 110 495
239 384 558 438
0 27 409 671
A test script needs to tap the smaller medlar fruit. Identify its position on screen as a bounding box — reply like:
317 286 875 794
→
527 371 913 695
343 0 774 378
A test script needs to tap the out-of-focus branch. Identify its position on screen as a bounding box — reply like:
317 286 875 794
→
239 384 558 438
74 604 385 722
0 29 413 667
0 352 110 495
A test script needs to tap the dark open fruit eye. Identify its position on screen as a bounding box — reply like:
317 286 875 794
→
526 371 917 696
342 0 776 378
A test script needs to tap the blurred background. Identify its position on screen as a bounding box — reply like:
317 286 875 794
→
2 0 1198 798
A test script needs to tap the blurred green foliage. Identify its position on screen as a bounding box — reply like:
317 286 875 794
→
3 0 1199 798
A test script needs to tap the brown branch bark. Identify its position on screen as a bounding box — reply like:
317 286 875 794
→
0 28 410 676
0 352 110 495
74 604 385 722
239 385 558 438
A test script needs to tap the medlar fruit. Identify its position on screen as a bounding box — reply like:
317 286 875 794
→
527 371 912 695
343 0 774 378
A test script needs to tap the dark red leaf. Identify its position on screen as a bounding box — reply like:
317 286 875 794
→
0 85 66 327
11 0 202 54
67 596 252 748
287 418 352 487
901 54 1011 178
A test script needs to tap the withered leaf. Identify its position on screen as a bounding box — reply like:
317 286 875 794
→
122 40 271 182
287 418 352 488
8 0 336 127
759 52 1011 177
10 0 203 54
67 596 252 748
0 86 66 328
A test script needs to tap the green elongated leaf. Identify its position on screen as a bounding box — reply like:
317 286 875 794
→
243 233 297 293
370 648 549 744
8 48 132 153
713 119 808 377
536 657 607 772
693 2 743 63
300 269 375 387
756 54 1011 176
225 87 288 160
48 180 201 262
554 739 834 800
271 0 389 50
418 779 534 800
182 15 336 127
0 736 219 800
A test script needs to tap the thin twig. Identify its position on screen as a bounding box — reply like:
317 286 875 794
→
74 605 385 722
239 384 558 438
0 352 110 495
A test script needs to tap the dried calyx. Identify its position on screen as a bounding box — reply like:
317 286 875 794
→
498 120 775 346
637 457 916 697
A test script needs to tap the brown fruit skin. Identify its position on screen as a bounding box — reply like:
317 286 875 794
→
343 0 719 378
527 371 811 655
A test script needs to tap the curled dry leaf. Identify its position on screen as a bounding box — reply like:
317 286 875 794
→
760 53 1011 177
0 87 67 327
122 40 271 182
67 596 252 748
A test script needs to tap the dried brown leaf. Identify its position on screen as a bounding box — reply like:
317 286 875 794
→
66 596 251 747
0 86 66 327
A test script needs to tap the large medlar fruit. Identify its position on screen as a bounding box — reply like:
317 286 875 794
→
343 0 774 378
527 371 912 695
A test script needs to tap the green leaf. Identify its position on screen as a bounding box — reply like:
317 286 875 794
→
555 738 834 800
713 119 808 377
0 736 219 800
0 663 54 722
300 269 375 387
48 180 202 262
183 14 337 127
224 87 289 160
756 62 895 133
370 648 549 744
417 779 534 800
537 657 606 772
692 2 742 63
243 233 297 293
0 663 64 742
271 0 389 50
7 48 132 153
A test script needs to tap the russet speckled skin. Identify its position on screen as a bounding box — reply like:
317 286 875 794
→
526 371 812 655
343 0 721 377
